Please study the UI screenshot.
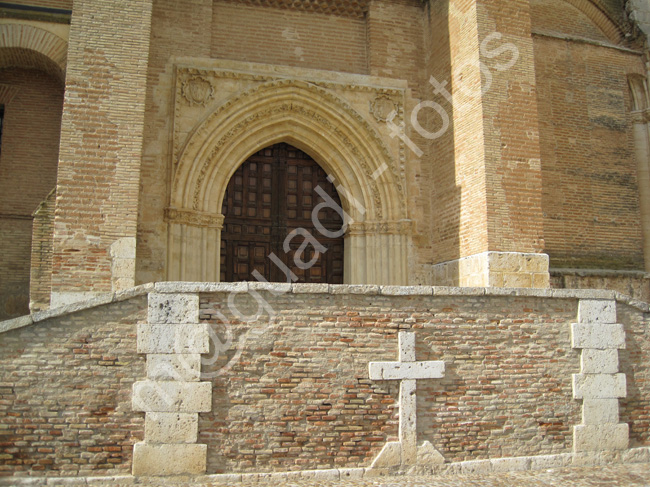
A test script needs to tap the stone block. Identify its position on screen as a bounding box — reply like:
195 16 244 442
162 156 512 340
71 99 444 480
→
532 272 550 288
0 315 33 334
137 323 209 354
145 412 198 444
490 456 530 472
109 237 136 259
132 381 211 413
529 453 573 470
339 468 365 480
291 283 329 294
369 361 445 381
154 282 247 293
573 373 626 399
330 284 380 295
459 459 492 475
147 354 201 381
209 474 242 483
148 293 199 324
300 469 340 481
571 323 625 350
574 423 629 452
581 349 619 374
622 447 650 464
578 299 616 324
583 398 620 424
132 442 207 476
500 272 532 288
380 286 433 296
247 282 292 294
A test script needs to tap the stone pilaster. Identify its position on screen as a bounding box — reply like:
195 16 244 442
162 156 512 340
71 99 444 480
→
571 299 629 452
132 292 211 476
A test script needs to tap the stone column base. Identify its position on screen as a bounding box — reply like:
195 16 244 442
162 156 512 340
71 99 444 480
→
431 252 550 288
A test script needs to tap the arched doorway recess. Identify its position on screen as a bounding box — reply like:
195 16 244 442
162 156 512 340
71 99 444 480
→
168 79 411 285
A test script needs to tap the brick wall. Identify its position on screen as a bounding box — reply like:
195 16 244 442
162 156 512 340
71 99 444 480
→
619 303 650 447
531 0 647 270
52 0 153 299
30 189 56 312
0 67 63 320
424 0 458 266
212 2 368 74
0 296 146 477
1 286 649 478
197 290 583 473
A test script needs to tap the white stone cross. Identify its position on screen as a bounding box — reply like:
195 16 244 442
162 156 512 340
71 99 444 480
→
369 331 445 466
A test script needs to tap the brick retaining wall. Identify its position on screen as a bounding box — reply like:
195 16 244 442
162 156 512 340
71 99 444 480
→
0 284 649 478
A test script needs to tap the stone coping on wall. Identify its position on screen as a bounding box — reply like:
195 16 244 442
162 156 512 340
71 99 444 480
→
1 281 649 336
551 268 650 278
2 448 650 485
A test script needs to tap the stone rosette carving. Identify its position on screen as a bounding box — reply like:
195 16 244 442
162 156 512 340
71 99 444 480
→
181 76 214 106
370 95 398 123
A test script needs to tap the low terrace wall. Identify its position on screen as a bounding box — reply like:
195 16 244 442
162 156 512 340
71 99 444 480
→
0 283 648 479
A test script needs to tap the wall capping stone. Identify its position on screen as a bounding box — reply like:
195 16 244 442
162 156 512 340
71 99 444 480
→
3 447 650 485
2 282 649 336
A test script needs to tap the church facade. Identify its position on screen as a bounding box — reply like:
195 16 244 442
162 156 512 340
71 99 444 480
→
3 1 650 480
2 0 650 319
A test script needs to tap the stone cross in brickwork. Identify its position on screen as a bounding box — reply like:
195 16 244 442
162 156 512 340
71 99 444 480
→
369 331 445 466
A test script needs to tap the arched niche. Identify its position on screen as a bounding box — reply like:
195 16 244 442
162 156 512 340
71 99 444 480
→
167 80 411 285
0 23 67 85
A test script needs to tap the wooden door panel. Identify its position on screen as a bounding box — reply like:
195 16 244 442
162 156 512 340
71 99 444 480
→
222 143 344 284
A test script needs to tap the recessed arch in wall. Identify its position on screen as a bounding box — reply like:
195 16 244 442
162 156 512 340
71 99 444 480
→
167 80 411 285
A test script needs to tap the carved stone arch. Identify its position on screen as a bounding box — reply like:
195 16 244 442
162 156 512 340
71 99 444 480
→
0 23 67 84
167 80 411 285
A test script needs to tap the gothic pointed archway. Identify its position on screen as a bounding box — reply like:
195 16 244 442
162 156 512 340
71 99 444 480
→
167 79 411 285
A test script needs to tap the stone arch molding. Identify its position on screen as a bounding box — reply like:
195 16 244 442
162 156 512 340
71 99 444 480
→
0 23 68 83
167 79 411 285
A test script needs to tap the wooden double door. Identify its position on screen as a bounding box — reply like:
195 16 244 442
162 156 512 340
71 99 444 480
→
221 143 344 283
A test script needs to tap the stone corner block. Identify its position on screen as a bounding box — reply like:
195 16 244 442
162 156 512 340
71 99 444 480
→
137 323 209 354
132 381 212 413
571 322 625 350
581 349 619 374
572 373 626 399
573 423 629 452
145 412 198 444
583 398 620 425
578 299 616 324
132 442 207 476
148 292 199 324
